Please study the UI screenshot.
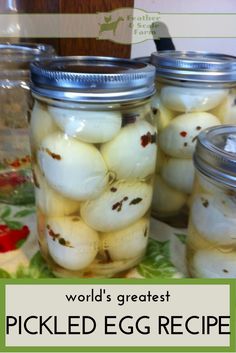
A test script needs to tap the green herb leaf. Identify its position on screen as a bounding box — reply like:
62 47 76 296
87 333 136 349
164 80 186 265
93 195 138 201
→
174 233 187 245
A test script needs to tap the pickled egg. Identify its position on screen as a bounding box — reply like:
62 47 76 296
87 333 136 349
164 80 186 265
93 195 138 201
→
30 101 58 150
192 249 236 278
191 194 236 245
151 95 174 131
159 112 220 158
161 158 194 194
100 120 157 180
100 218 149 261
211 90 236 124
38 132 108 201
81 180 152 232
48 106 122 143
152 175 187 214
46 216 99 270
160 86 228 113
33 165 79 216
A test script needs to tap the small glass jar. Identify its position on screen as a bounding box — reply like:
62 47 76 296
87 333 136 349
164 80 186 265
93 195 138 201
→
0 43 55 204
29 56 157 278
187 125 236 278
150 51 236 227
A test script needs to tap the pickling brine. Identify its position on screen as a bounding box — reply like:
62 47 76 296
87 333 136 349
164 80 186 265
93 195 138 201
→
29 56 157 278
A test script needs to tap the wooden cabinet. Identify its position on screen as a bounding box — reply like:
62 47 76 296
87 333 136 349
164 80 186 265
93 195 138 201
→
13 0 133 57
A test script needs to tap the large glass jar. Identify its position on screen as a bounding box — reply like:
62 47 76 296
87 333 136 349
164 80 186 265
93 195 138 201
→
187 125 236 278
150 51 236 227
0 43 55 204
29 56 157 278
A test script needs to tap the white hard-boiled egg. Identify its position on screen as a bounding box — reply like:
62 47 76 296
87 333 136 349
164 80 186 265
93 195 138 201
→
100 218 149 261
33 165 79 216
191 193 236 245
192 249 236 278
160 86 228 113
48 106 122 143
46 216 99 271
161 158 195 194
30 101 58 150
100 120 157 180
159 112 220 158
211 90 236 124
38 132 108 201
152 175 187 214
81 180 152 232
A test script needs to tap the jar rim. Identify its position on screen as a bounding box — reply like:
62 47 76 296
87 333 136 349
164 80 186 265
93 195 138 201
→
30 56 156 103
194 125 236 188
151 50 236 83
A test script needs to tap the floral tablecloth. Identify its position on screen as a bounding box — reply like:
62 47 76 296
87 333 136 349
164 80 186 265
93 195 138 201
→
0 203 188 279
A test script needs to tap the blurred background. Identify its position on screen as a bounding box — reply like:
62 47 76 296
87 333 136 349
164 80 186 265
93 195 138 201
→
1 0 235 59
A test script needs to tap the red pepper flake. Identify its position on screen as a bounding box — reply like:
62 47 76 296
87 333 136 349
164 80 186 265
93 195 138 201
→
47 224 72 247
10 159 21 168
45 148 62 160
180 131 187 138
122 113 138 127
112 196 128 212
129 197 142 205
110 187 117 193
140 132 156 147
112 201 122 212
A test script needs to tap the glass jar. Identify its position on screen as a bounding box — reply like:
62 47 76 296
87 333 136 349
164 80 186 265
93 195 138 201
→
150 51 236 227
0 43 56 204
29 56 157 278
187 125 236 278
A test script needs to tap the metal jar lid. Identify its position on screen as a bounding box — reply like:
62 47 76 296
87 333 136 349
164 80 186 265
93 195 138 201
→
194 125 236 188
30 56 156 103
151 51 236 83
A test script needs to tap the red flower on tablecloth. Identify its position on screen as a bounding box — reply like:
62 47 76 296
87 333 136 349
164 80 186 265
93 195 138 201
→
0 224 30 252
0 173 27 188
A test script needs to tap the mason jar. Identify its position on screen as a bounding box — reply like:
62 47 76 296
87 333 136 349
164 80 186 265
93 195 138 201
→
0 43 55 204
29 56 157 278
187 125 236 278
150 51 236 227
